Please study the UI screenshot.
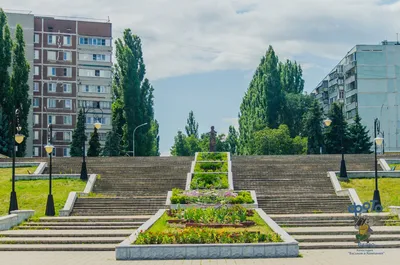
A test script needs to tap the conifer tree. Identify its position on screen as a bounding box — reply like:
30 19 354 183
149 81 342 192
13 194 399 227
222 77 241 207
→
87 127 101 157
348 111 373 154
303 100 324 154
102 129 121 156
70 109 87 157
324 103 350 154
185 111 199 138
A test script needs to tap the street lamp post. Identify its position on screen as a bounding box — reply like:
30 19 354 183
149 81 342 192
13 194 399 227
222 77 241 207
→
339 103 348 179
8 109 25 213
45 124 55 216
132 123 147 156
373 118 384 211
80 105 103 180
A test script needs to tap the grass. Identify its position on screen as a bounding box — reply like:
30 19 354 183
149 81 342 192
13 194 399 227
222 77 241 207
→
147 211 275 235
194 162 228 173
197 152 228 162
0 167 86 217
340 178 400 211
388 163 400 170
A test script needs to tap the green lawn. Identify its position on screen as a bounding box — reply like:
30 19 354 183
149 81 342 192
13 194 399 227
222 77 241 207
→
340 178 400 211
0 167 86 217
388 163 400 170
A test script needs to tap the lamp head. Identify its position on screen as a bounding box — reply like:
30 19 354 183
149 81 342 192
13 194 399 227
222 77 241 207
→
324 118 332 127
375 136 383 146
94 122 101 130
15 134 25 144
45 144 54 154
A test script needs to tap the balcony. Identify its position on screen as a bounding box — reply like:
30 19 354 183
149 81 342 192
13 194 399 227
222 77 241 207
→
328 78 338 87
346 88 358 98
345 74 356 84
344 61 356 73
346 101 357 111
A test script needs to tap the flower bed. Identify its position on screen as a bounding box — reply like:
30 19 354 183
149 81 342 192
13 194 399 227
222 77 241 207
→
190 173 228 189
194 162 228 173
170 189 254 204
197 152 228 161
134 207 281 245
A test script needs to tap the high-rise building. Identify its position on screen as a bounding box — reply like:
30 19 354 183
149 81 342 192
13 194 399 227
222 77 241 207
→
6 11 112 157
312 41 400 152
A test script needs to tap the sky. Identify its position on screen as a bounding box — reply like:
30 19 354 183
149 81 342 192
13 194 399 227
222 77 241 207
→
3 0 400 155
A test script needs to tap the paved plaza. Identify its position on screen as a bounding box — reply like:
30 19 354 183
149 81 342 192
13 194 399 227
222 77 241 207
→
0 249 399 265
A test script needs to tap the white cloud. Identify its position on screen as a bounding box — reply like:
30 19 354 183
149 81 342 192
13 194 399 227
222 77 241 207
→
3 0 400 80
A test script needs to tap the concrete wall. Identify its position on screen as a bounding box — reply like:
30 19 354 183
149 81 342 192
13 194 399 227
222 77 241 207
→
6 12 35 157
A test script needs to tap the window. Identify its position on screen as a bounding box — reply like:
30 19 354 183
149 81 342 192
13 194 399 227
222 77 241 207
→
34 131 39 140
97 86 104 93
34 34 39 44
47 67 56 76
33 147 39 157
34 114 39 124
79 37 108 46
63 83 72 93
63 148 70 157
47 51 56 61
63 68 72 77
63 51 72 61
64 131 72 141
339 90 344 99
52 147 56 157
34 66 39 76
33 98 40 107
93 54 106 61
95 70 100 77
84 85 89 92
86 117 92 124
63 36 71 46
64 99 72 109
34 82 39 92
34 50 39 60
63 115 72 125
48 99 57 108
48 35 56 45
48 115 56 124
48 83 57 92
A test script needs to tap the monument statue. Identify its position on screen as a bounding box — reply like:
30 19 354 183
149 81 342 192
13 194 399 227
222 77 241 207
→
209 126 217 152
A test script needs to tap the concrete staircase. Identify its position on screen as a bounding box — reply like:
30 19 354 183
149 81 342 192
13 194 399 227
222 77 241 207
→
271 213 400 249
233 154 378 214
0 216 150 251
44 157 192 216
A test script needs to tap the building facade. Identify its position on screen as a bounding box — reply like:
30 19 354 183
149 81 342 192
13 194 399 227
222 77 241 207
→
312 41 400 152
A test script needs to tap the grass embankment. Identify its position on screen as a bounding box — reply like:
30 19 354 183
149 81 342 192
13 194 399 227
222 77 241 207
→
340 178 400 211
0 167 86 217
388 163 400 170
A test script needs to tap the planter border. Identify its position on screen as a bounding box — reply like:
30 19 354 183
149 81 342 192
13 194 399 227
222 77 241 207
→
59 174 97 217
328 171 361 205
115 208 298 260
0 210 35 231
333 171 400 178
165 190 259 209
15 173 80 181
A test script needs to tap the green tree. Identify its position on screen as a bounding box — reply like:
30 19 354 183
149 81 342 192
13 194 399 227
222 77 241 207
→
170 130 190 156
0 9 12 156
238 46 283 154
252 124 306 155
113 30 158 156
102 129 121 156
87 127 101 157
281 93 313 137
348 111 373 154
225 126 239 154
303 100 324 154
11 25 31 157
280 60 304 94
70 109 87 157
185 111 199 138
324 103 350 154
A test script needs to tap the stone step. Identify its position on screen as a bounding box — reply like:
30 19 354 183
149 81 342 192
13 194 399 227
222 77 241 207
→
0 244 117 251
285 226 400 235
295 234 400 242
22 222 144 226
0 237 125 244
0 230 133 238
16 225 137 230
38 216 151 222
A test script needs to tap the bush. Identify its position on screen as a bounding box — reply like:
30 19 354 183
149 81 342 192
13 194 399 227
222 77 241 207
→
194 162 228 173
190 173 229 189
197 152 228 161
170 189 254 204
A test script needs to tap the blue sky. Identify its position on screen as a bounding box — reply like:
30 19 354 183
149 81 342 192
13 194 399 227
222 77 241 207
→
4 0 400 155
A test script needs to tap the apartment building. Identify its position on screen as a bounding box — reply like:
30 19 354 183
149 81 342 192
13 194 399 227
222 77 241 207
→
31 16 112 157
312 41 400 151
